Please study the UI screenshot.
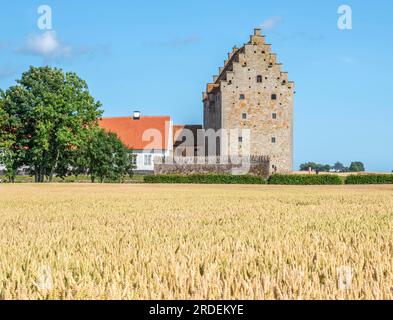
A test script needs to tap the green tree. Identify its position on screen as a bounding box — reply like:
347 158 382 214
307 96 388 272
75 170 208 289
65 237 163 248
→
349 162 365 172
0 66 102 182
0 90 23 182
300 162 331 172
76 128 135 183
300 162 317 171
333 162 345 172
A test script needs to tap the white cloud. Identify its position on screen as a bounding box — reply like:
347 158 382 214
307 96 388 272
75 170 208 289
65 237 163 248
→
16 31 109 62
19 31 71 59
261 16 283 31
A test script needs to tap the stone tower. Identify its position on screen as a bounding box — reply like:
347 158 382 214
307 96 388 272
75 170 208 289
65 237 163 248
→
203 28 295 173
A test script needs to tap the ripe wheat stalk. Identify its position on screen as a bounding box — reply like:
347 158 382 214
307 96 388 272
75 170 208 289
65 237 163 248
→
0 184 392 300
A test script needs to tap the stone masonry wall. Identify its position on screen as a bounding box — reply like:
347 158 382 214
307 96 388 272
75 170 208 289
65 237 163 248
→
154 156 270 178
203 29 294 173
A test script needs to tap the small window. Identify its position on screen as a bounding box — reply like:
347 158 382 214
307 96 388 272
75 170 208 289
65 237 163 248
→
238 137 243 143
271 137 276 143
272 113 277 119
242 113 247 120
144 154 152 166
239 94 245 100
271 94 277 100
257 75 263 83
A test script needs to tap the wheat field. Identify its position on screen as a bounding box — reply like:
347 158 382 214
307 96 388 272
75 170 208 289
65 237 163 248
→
0 184 392 300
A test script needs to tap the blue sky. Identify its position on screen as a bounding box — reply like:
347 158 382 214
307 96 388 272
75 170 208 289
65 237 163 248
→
1 0 392 171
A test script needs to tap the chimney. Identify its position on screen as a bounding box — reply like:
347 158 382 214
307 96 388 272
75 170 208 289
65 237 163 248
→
133 111 141 120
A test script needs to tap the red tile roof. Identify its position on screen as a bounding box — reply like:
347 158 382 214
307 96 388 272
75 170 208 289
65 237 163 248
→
99 116 171 150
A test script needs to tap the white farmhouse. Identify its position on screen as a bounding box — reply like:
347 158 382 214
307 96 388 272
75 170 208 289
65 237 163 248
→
99 112 173 174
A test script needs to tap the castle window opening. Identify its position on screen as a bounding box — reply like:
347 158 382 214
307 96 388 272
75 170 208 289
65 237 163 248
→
257 75 263 83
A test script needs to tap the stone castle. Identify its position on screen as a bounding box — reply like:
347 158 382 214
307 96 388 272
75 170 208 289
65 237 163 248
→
96 28 294 176
203 28 295 173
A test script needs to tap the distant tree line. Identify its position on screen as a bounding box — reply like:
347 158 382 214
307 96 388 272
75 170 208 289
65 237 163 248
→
0 66 135 183
300 161 365 173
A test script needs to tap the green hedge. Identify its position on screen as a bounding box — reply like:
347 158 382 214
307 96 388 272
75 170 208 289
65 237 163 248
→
144 174 267 184
268 174 343 185
345 174 393 185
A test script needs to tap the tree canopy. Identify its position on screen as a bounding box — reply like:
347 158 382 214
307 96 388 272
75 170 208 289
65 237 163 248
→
349 162 365 172
299 162 331 172
0 66 134 183
333 162 345 172
73 128 135 183
300 161 366 173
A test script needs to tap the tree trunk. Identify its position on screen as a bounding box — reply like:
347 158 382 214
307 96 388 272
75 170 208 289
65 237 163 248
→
35 167 45 183
48 151 60 183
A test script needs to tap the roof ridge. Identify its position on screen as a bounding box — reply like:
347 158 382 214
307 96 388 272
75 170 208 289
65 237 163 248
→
101 115 171 119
